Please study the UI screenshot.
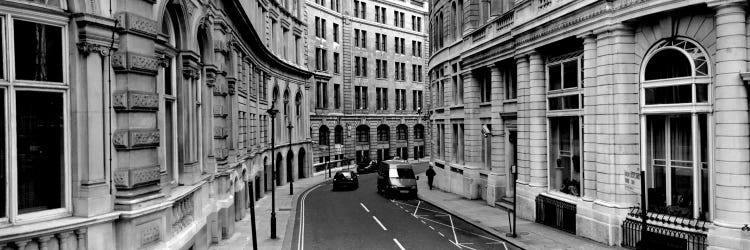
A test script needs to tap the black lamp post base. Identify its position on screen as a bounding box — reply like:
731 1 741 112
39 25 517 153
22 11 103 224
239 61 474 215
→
505 232 517 238
271 212 277 239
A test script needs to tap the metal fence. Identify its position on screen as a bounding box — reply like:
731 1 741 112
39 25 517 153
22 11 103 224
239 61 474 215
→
621 219 707 250
621 207 707 250
535 195 577 234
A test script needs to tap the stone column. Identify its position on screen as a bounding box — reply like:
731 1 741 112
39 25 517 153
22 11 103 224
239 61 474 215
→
73 14 117 216
580 32 598 201
527 52 548 188
112 0 164 210
487 64 506 205
609 25 639 205
515 56 530 184
594 28 615 202
710 3 750 248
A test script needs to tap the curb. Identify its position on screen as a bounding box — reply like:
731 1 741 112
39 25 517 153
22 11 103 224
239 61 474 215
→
280 175 332 250
416 187 531 250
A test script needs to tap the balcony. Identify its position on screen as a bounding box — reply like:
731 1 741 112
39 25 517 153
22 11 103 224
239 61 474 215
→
0 221 94 250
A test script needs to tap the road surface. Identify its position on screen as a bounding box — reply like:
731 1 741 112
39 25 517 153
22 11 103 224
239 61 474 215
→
291 163 522 250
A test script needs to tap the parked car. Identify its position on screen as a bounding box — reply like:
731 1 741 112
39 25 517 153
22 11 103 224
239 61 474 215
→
357 160 378 174
332 171 359 190
376 160 418 199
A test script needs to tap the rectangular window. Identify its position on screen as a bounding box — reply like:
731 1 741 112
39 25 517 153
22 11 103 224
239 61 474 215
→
14 20 63 82
646 115 709 219
333 52 340 74
17 91 65 214
375 6 381 23
505 64 517 100
333 23 339 42
549 117 582 197
334 84 341 108
354 29 360 47
354 0 360 18
316 82 328 109
479 69 491 102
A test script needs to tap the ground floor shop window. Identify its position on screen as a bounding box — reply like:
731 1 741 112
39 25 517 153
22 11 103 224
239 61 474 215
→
646 114 709 220
356 150 369 163
549 117 581 197
377 148 389 162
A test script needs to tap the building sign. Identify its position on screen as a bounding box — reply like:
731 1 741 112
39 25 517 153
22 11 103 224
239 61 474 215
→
624 167 641 194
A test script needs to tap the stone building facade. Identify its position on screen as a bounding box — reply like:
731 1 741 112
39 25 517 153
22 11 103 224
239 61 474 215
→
307 0 430 169
428 0 750 249
0 0 312 249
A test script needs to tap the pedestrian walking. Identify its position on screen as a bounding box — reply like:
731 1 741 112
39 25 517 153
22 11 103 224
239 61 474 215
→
426 165 436 190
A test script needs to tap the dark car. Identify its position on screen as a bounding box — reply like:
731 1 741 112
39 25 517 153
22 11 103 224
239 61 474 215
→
376 160 418 199
357 160 377 174
332 171 359 190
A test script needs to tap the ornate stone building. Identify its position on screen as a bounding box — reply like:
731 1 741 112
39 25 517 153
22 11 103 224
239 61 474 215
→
429 0 750 249
307 0 430 169
0 0 311 249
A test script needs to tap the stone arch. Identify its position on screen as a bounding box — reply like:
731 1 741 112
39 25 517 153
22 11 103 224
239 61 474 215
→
286 150 295 183
263 156 269 191
275 152 284 186
298 148 307 179
634 14 716 68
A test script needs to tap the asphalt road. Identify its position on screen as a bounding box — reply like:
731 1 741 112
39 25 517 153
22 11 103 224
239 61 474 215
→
291 163 521 250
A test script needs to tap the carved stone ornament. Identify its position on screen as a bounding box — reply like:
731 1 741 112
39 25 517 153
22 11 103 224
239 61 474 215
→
115 13 158 38
111 52 160 75
114 165 160 188
137 219 161 247
112 91 159 111
112 129 160 150
77 42 112 56
183 68 201 80
227 79 236 95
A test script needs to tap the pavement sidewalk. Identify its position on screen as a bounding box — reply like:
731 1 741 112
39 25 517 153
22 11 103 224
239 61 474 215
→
416 173 626 250
210 166 351 250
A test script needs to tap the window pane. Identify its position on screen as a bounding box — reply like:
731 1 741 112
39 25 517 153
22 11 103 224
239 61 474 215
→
0 19 4 80
645 49 691 80
563 61 578 89
549 64 561 90
0 90 4 217
645 85 692 105
699 114 709 220
17 91 64 214
549 117 581 196
696 84 708 103
647 116 667 213
14 20 63 82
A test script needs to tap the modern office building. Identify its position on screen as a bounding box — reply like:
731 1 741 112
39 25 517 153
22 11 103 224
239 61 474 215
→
0 0 311 249
307 0 430 170
428 0 750 249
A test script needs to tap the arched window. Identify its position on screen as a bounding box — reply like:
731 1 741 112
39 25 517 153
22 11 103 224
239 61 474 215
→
377 125 390 142
318 126 330 145
451 2 457 40
356 125 370 143
272 85 280 103
642 38 710 105
334 125 344 144
414 124 425 139
641 37 711 220
396 124 408 140
283 89 290 117
160 10 179 184
295 92 302 118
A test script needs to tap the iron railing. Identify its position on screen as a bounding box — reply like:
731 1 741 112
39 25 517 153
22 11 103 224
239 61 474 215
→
621 219 707 250
535 195 576 233
622 207 707 250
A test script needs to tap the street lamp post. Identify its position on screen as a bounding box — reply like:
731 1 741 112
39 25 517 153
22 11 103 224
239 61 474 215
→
327 139 332 178
267 105 279 239
287 121 294 195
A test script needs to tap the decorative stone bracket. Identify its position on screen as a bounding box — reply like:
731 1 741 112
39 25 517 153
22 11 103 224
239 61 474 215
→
115 12 158 38
113 129 160 150
114 165 161 189
112 91 159 112
112 52 160 75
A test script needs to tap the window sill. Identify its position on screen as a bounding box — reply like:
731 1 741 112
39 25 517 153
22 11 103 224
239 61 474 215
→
448 104 464 110
502 99 517 104
479 102 492 107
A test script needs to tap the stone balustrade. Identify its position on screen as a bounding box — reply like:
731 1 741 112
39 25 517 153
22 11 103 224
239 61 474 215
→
0 227 87 250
